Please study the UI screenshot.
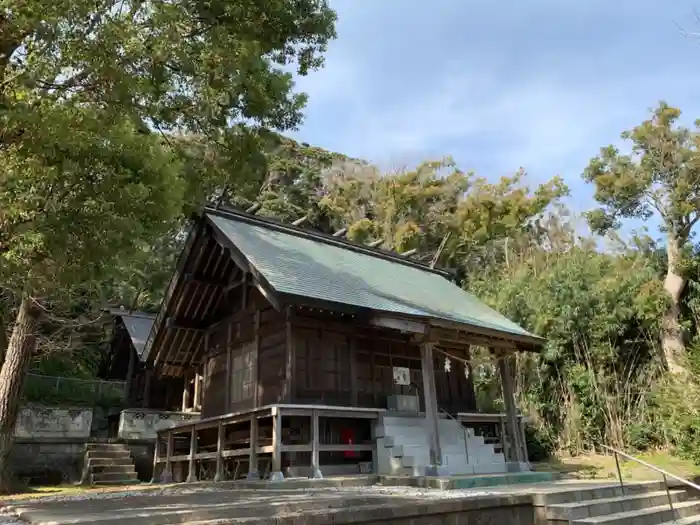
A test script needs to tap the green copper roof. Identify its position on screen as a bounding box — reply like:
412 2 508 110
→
207 211 541 343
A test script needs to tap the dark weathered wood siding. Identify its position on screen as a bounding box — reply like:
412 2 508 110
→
257 307 288 406
289 312 476 412
201 286 291 417
200 295 476 417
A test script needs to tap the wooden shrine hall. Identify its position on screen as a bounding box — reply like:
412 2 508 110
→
144 205 544 482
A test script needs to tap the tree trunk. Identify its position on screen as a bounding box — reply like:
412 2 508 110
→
0 316 7 368
0 296 41 493
662 234 687 375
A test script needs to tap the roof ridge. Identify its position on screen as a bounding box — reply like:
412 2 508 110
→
204 206 454 279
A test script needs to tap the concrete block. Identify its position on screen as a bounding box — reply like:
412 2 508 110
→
472 462 509 475
15 406 93 439
386 395 420 413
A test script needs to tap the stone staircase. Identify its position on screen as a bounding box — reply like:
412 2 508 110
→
375 414 510 476
81 442 139 485
536 481 700 525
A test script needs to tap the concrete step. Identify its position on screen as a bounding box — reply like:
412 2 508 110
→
573 499 700 525
86 442 129 449
90 464 137 475
656 516 700 525
471 463 509 475
388 457 413 472
86 450 132 459
86 457 134 467
471 452 505 464
533 482 669 506
91 471 139 483
91 479 140 486
83 443 138 486
547 490 689 521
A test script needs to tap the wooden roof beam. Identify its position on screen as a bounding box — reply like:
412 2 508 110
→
165 316 209 331
370 315 427 335
184 272 229 287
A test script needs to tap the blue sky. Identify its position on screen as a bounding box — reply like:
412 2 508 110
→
290 0 700 234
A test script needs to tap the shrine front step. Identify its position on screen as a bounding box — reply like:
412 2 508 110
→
82 443 139 486
379 470 556 490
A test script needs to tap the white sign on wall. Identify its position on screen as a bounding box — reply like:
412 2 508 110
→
392 366 410 386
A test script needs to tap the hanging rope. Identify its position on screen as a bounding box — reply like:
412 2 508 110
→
431 345 508 371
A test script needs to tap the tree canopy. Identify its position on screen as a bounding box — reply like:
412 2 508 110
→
584 102 700 374
0 0 337 491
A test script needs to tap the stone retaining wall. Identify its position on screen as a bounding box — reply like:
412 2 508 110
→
325 495 535 525
117 409 200 440
9 438 85 485
14 406 93 439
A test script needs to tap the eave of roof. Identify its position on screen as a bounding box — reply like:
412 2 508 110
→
110 310 158 361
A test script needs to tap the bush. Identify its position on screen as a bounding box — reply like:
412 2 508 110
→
22 374 125 408
525 425 554 462
625 421 666 452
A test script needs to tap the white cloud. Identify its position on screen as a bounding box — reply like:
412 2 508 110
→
290 0 700 210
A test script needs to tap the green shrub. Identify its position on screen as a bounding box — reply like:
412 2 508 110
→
525 425 554 462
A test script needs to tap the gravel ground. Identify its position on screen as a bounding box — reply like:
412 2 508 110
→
0 483 507 524
0 484 500 505
0 510 22 525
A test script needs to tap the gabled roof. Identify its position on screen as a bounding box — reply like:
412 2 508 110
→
110 309 157 362
206 207 542 346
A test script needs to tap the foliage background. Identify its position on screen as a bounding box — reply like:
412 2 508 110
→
6 96 700 464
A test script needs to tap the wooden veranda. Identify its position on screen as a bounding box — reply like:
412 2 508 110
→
152 404 381 483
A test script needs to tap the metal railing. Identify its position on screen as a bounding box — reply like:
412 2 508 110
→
407 382 470 465
602 444 700 520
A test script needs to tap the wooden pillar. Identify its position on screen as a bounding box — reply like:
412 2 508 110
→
254 309 261 407
225 322 232 411
193 372 202 411
349 338 358 406
125 349 136 405
186 425 197 482
498 351 527 467
310 410 322 479
270 407 284 481
370 344 377 406
201 358 208 410
150 435 161 483
519 415 529 466
182 371 192 412
464 346 477 411
499 416 510 461
247 415 260 480
420 342 442 470
214 421 224 482
143 369 152 409
241 273 248 309
284 306 294 402
162 431 174 483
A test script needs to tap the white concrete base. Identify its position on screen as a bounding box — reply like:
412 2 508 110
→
375 415 509 477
